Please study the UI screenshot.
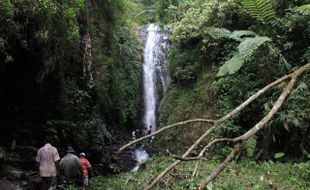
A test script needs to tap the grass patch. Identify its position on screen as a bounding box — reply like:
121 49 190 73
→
88 156 309 190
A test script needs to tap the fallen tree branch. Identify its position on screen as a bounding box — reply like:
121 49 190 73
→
145 123 228 189
198 63 309 189
118 118 215 153
234 63 310 142
146 160 182 189
173 138 235 161
198 143 245 190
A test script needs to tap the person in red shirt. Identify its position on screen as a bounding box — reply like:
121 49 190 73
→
79 152 94 190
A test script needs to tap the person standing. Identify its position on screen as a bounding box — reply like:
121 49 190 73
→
79 152 94 190
147 125 154 143
148 125 152 135
36 138 60 190
148 125 155 143
142 125 152 137
132 131 136 141
59 146 83 186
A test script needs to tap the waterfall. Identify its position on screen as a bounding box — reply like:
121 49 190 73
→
142 24 170 133
130 24 169 172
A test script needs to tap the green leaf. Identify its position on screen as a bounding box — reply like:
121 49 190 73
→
274 152 285 159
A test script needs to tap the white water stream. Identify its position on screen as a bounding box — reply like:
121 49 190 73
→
142 24 170 133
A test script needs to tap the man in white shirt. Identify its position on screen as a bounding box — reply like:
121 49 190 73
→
36 139 60 190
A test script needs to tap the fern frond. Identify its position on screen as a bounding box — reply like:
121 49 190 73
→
217 36 271 76
293 4 310 16
243 0 277 25
202 28 258 42
217 54 244 76
237 36 271 60
202 27 232 40
230 30 257 41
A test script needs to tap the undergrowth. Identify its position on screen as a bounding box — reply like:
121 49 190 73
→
88 156 309 190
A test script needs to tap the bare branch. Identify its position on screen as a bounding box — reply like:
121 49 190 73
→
198 143 245 190
173 138 235 161
118 118 214 153
198 138 236 157
144 122 219 189
145 160 181 189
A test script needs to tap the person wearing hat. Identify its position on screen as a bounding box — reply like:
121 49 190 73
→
59 146 83 186
79 152 94 190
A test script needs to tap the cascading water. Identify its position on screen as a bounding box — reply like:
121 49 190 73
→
131 24 170 172
142 24 170 133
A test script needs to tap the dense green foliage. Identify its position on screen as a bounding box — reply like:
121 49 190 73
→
0 0 309 188
0 0 144 168
158 0 310 160
88 156 310 189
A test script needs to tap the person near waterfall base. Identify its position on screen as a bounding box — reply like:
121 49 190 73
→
36 137 60 190
147 125 154 143
79 152 94 190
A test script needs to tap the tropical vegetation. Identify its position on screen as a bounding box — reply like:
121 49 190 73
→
0 0 309 189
